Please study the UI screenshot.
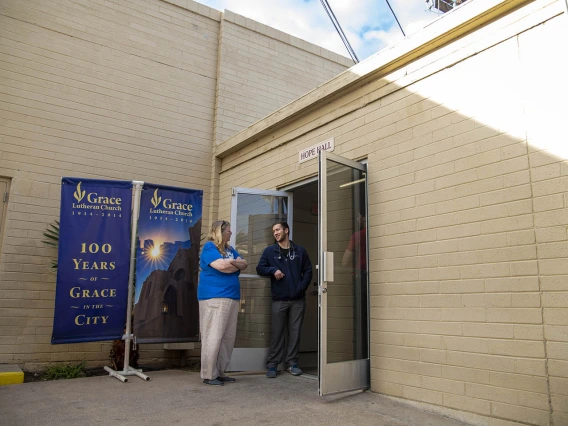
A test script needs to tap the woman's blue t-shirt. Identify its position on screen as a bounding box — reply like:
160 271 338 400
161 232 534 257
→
198 241 241 301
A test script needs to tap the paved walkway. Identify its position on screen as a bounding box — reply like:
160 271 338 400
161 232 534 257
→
0 370 471 426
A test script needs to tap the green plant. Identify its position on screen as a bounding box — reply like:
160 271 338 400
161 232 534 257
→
109 338 139 371
43 361 87 380
42 220 60 270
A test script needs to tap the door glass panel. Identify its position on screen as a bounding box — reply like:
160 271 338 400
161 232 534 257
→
234 193 288 275
236 277 271 348
325 161 368 363
228 189 291 371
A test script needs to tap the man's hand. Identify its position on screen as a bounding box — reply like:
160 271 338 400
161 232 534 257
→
274 270 285 280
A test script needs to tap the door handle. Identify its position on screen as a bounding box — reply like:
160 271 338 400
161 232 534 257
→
323 251 334 282
321 288 327 293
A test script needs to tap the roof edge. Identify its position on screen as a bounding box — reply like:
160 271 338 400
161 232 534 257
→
221 10 353 67
216 0 532 159
161 0 222 21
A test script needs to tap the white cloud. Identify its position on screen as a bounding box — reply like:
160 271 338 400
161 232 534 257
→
198 0 442 61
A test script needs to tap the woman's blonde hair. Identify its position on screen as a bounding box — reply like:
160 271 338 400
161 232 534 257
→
207 220 230 255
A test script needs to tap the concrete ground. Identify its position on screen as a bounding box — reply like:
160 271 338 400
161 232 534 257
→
0 370 471 426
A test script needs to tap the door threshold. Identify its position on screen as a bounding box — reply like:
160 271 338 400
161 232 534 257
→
299 373 317 381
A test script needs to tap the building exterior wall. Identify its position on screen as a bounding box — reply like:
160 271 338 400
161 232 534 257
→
215 0 568 424
213 10 351 145
0 0 348 369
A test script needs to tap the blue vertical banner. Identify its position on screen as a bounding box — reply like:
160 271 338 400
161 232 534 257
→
133 184 203 343
52 178 133 344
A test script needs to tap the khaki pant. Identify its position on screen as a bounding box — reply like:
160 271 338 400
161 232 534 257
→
199 298 239 380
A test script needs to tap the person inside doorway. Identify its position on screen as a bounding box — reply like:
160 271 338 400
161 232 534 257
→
342 213 366 271
342 213 368 359
256 221 313 378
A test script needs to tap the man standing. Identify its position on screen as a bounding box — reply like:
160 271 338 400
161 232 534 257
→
256 222 312 378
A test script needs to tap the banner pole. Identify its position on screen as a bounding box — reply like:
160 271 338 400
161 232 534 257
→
105 180 149 382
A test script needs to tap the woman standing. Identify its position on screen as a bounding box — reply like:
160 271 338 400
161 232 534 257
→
198 220 247 385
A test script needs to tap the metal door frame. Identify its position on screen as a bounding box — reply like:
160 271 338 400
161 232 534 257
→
230 187 293 279
226 187 293 371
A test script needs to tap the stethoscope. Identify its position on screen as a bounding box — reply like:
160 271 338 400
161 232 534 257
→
278 243 297 260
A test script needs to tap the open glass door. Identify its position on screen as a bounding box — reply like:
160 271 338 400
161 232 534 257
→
319 151 369 396
226 188 293 371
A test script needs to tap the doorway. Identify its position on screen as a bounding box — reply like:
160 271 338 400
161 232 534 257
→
288 181 319 377
226 152 369 396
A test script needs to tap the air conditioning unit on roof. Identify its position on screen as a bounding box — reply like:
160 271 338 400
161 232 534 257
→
427 0 467 14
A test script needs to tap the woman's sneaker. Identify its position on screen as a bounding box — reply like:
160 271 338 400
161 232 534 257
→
287 365 302 376
266 367 277 378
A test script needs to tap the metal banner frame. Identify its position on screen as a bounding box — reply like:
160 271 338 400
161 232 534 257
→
104 181 149 382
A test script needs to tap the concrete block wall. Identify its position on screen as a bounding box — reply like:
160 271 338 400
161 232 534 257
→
214 0 567 424
363 33 551 425
0 0 349 368
0 0 220 368
519 14 568 426
213 10 352 145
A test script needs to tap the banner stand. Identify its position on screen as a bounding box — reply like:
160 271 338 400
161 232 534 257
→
104 181 149 383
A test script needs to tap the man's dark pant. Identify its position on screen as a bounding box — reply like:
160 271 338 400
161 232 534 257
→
266 299 306 368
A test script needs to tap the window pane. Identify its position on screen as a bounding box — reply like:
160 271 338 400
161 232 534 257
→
233 192 288 350
326 161 368 363
236 277 271 348
234 193 288 275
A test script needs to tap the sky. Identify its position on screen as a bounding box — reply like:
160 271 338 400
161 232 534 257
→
198 0 445 62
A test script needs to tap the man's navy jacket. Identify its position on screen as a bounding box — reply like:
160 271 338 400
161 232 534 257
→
256 242 313 301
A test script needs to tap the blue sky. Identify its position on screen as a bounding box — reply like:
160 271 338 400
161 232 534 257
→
198 0 443 61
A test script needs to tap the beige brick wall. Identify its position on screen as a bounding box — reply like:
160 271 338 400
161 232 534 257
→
0 0 348 368
0 0 220 368
215 0 567 424
519 13 568 426
213 10 351 145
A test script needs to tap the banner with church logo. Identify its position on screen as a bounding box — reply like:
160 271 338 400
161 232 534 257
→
52 178 133 344
133 183 203 343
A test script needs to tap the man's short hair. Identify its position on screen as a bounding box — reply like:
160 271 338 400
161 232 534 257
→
273 221 289 231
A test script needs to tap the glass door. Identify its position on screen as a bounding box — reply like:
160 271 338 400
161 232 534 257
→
319 151 369 396
226 188 292 371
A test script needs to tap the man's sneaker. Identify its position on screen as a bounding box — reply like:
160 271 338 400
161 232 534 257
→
216 376 236 383
287 365 302 376
266 367 277 378
203 378 224 386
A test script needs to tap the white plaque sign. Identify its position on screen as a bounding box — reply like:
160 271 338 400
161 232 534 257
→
298 138 335 163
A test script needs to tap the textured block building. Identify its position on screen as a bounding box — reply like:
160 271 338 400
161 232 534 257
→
0 0 350 368
1 0 568 424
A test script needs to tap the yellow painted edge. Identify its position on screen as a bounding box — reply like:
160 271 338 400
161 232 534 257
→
0 371 24 385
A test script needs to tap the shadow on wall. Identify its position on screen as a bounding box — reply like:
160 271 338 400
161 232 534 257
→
351 17 567 426
221 13 568 426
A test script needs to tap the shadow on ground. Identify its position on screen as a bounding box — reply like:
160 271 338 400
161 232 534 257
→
1 370 471 426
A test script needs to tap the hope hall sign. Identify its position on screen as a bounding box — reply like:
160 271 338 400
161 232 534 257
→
298 138 334 163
